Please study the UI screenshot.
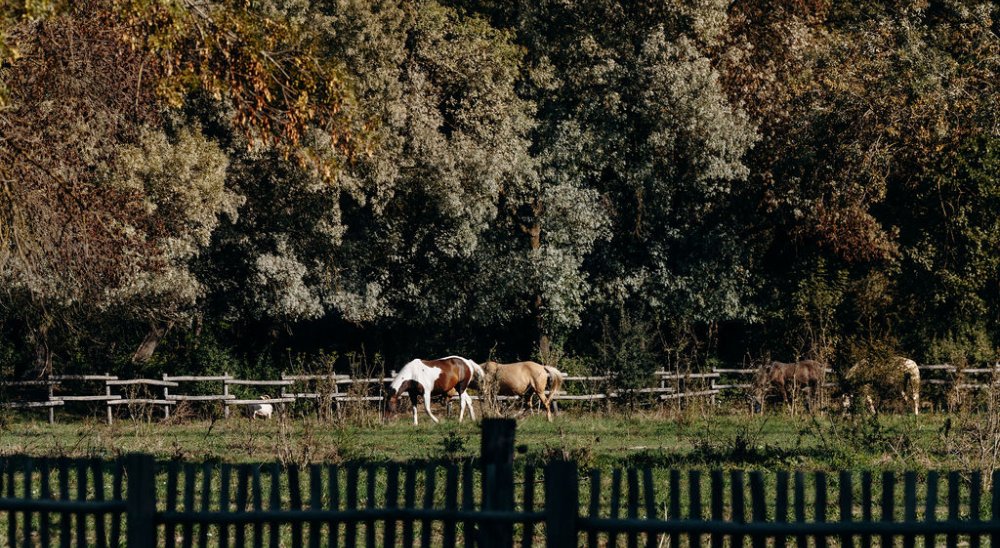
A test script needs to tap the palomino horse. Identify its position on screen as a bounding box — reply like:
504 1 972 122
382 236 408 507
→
385 356 483 425
844 356 920 415
758 360 826 412
479 361 562 421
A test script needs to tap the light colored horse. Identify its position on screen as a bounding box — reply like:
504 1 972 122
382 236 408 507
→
844 356 920 415
479 361 560 421
250 395 274 419
385 356 483 425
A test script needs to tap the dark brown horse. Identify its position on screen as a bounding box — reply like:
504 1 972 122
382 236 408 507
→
385 356 484 424
758 360 826 411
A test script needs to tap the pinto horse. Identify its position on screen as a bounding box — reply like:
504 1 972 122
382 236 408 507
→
479 361 561 421
385 356 483 424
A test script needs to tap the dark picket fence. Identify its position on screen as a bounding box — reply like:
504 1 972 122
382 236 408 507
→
3 419 1000 546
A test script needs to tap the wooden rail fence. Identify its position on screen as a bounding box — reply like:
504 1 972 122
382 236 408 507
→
3 419 1000 546
3 363 999 423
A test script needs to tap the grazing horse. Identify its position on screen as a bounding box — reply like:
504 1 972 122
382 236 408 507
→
758 360 826 411
479 361 560 421
385 356 483 425
250 395 274 419
844 356 921 415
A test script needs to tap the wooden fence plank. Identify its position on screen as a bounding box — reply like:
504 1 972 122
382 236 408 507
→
58 458 71 547
22 457 33 548
970 471 982 548
710 470 723 548
992 471 1000 548
689 470 702 548
290 465 303 548
626 468 638 548
672 470 681 546
794 472 805 548
384 464 399 548
111 459 123 548
366 465 377 548
0 457 17 546
251 465 263 548
327 465 340 548
543 461 577 548
125 454 156 548
446 463 460 548
182 463 195 548
750 471 766 548
642 468 656 548
40 459 51 548
422 463 436 548
75 460 87 546
903 471 916 548
198 462 211 548
775 471 788 548
220 464 232 548
610 468 622 548
309 465 321 548
234 465 249 548
860 471 872 548
731 470 746 548
269 463 281 548
92 459 107 548
587 469 600 548
815 472 827 548
924 471 938 548
344 464 359 548
402 464 415 548
461 462 474 548
877 471 896 548
838 471 852 548
947 471 959 548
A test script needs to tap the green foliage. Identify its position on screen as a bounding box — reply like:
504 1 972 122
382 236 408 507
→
2 0 1000 378
597 310 660 398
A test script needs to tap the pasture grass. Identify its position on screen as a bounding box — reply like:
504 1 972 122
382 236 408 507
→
0 407 990 546
0 407 959 471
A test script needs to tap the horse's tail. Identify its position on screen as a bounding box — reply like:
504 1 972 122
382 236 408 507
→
543 365 564 399
460 357 485 382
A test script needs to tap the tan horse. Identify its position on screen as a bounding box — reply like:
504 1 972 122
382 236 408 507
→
844 356 920 415
480 361 558 421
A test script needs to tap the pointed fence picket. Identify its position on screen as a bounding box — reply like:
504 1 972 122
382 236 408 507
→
6 421 1000 546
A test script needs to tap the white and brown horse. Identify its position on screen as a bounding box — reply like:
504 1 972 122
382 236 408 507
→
385 356 483 424
478 361 562 421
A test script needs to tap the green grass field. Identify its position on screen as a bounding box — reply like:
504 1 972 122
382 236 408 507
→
0 408 966 472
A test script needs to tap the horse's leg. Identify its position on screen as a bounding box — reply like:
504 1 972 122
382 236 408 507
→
458 390 467 423
463 392 476 421
423 388 440 423
534 378 553 422
410 391 419 426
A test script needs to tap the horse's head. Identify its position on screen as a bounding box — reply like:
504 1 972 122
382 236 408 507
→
383 380 411 422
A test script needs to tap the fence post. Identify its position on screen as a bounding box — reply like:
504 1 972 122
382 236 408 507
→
545 460 579 548
106 373 113 425
480 418 516 548
126 453 156 547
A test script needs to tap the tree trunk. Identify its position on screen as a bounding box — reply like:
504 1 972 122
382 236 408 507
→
31 326 52 377
131 321 171 364
522 198 550 362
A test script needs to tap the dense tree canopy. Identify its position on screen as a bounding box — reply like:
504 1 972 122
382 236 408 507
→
2 0 999 379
